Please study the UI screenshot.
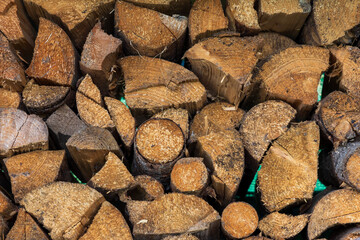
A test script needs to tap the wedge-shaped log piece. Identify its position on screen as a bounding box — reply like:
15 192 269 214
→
188 0 228 45
130 193 220 240
308 189 360 240
195 130 244 205
115 1 187 60
79 201 133 240
258 0 311 39
88 152 135 197
120 56 206 123
4 150 70 203
255 46 329 119
301 0 360 46
0 89 21 108
80 22 123 96
0 108 48 158
258 121 319 212
20 182 105 240
26 18 79 87
105 97 135 149
225 0 260 35
163 234 199 240
23 0 114 49
0 32 26 92
0 0 35 63
23 80 71 115
5 208 49 240
153 108 189 140
258 212 309 240
314 91 360 147
240 100 296 163
185 36 260 105
0 190 17 220
66 126 122 181
120 175 164 202
122 0 191 15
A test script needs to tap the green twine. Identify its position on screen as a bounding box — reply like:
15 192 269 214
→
317 73 325 102
70 171 85 185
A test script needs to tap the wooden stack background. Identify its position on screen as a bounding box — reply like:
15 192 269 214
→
0 0 360 239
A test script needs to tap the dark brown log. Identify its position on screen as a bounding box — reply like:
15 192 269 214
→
80 22 123 96
119 56 206 124
23 0 114 49
4 150 70 203
0 108 48 158
115 1 187 60
330 226 360 240
162 234 199 240
221 202 258 239
258 212 309 239
78 201 133 240
120 175 164 202
121 0 191 15
0 32 26 92
0 89 21 108
0 190 17 220
133 118 185 185
20 182 105 240
188 0 228 45
152 108 189 140
258 121 319 212
301 0 360 46
66 126 122 181
0 216 8 239
184 36 260 105
5 208 49 240
258 0 311 39
25 18 79 87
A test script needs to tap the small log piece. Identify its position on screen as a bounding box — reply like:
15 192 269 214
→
152 108 189 140
121 0 191 15
162 234 199 240
0 89 21 109
0 190 17 220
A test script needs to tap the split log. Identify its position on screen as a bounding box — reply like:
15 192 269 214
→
301 0 360 46
87 152 135 197
23 0 114 49
0 108 48 158
258 121 319 212
221 202 258 239
121 0 191 15
5 208 49 240
239 100 296 163
0 216 8 239
188 0 228 45
119 56 206 124
308 189 360 240
66 126 122 181
243 237 271 240
4 150 70 203
133 118 185 184
314 91 360 147
76 75 114 130
330 226 360 240
129 193 220 239
184 36 260 105
25 18 79 87
80 22 123 96
120 175 164 202
22 80 72 116
253 45 329 119
20 182 105 240
225 0 261 35
152 108 189 140
115 1 187 60
78 201 133 240
170 158 209 196
258 212 309 239
0 89 21 109
162 234 199 240
194 130 244 205
105 97 135 149
0 32 26 92
258 0 311 39
0 190 17 220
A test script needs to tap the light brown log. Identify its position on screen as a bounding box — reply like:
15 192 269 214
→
122 0 191 15
20 182 105 240
0 89 21 108
66 126 122 181
0 108 48 158
4 150 70 203
115 1 187 60
78 201 133 240
152 108 189 140
221 202 258 239
162 234 199 240
120 175 164 202
23 0 114 49
0 190 17 220
188 0 228 45
258 121 319 212
184 36 260 105
80 22 123 96
5 208 49 240
25 18 79 87
119 56 206 124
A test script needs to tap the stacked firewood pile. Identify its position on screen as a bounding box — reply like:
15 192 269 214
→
0 0 360 239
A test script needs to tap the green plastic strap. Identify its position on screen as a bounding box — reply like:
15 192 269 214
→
120 97 129 108
70 171 85 185
317 73 325 102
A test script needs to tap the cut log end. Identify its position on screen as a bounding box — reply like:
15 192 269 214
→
152 108 189 140
0 89 21 109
